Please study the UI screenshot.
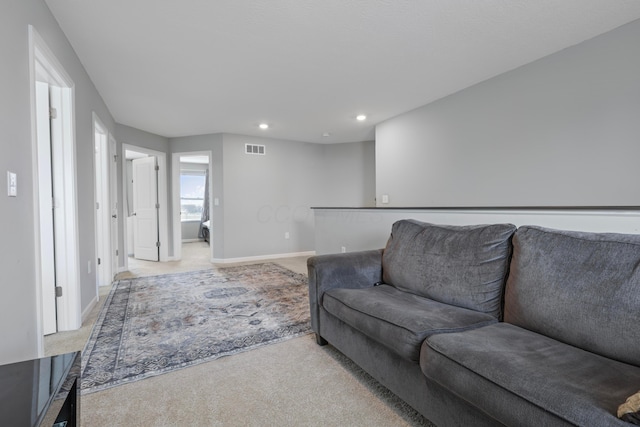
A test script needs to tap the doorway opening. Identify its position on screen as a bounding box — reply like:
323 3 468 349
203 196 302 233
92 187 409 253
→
93 113 115 291
121 144 169 273
172 152 214 265
29 26 82 353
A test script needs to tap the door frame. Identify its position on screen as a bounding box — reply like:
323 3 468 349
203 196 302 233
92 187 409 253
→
29 26 82 355
171 151 214 261
121 144 169 271
109 134 119 276
92 112 112 290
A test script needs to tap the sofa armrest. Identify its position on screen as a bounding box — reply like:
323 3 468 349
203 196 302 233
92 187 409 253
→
307 249 384 336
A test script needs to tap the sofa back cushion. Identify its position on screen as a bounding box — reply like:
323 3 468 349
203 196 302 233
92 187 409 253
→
382 220 516 319
504 226 640 366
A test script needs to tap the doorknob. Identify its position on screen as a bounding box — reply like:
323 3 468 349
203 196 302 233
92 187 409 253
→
112 214 117 219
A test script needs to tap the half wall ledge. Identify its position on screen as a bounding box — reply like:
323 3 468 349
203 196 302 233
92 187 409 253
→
311 206 640 255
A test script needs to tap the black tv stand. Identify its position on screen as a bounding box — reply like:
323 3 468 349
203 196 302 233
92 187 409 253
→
0 352 80 426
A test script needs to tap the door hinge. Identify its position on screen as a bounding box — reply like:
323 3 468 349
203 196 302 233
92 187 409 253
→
155 203 160 209
113 154 118 162
96 202 100 210
55 286 63 297
97 257 101 265
49 107 57 119
155 241 161 248
154 165 159 171
116 249 119 256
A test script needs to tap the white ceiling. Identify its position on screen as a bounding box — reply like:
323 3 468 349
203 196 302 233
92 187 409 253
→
45 0 640 144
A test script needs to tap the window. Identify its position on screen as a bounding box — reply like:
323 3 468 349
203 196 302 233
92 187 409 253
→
180 171 206 221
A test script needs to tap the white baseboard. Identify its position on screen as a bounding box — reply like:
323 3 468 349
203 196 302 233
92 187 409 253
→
82 295 98 323
212 250 315 264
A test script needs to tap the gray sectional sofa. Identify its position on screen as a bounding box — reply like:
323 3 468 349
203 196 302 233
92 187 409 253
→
307 219 640 426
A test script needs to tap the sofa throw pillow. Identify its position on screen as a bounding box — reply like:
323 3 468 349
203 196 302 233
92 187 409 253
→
619 390 640 425
382 220 516 319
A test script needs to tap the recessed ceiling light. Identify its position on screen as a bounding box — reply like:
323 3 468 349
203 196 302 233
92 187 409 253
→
356 114 367 121
259 123 269 130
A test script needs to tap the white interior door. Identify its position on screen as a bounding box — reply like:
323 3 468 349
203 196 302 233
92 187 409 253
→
35 81 57 335
109 135 118 275
93 116 111 288
133 156 159 261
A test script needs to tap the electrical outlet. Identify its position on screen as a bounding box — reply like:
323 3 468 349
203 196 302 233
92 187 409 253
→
7 171 17 197
341 246 346 253
381 194 389 204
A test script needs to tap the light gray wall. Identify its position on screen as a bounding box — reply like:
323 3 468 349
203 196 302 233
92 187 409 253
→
181 162 208 172
181 221 202 241
319 141 376 208
169 133 373 260
222 134 324 259
116 124 169 153
376 19 640 208
0 0 115 363
314 208 640 255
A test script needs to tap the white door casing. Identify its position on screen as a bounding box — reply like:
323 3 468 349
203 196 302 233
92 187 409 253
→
35 81 57 336
171 152 182 261
29 26 82 353
109 135 119 275
93 114 112 288
133 156 159 261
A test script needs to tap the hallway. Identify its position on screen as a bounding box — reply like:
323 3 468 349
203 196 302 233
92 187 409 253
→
119 241 212 279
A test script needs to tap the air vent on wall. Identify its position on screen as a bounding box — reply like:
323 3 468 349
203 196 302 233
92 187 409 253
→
245 144 266 155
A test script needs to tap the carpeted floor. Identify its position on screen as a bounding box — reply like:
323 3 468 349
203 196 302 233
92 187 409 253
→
46 249 434 426
81 334 434 426
82 263 311 394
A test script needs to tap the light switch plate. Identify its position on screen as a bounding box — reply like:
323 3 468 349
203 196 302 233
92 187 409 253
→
7 171 17 197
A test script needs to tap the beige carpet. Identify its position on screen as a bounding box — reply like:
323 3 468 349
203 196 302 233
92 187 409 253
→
46 243 433 426
82 335 432 426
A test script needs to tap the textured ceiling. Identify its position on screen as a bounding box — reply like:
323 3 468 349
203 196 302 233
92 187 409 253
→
45 0 640 143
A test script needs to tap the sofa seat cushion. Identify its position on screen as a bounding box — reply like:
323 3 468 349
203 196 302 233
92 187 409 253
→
421 323 640 427
322 284 497 362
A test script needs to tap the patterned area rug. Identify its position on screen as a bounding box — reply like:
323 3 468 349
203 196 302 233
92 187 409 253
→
81 263 310 394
